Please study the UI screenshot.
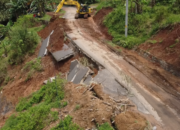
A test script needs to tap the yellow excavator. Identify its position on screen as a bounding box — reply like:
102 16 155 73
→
55 0 92 19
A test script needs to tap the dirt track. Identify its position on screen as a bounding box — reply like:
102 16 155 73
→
62 6 180 130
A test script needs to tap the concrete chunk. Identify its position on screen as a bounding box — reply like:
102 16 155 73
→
51 44 74 62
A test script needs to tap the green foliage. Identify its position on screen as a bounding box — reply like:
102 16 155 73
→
169 43 177 48
8 25 39 64
2 76 66 130
51 115 82 130
98 122 114 130
23 58 43 72
1 103 58 130
0 0 11 23
4 75 10 84
13 14 39 28
98 0 180 49
0 58 8 84
147 40 157 44
74 104 81 111
16 76 66 112
38 14 51 22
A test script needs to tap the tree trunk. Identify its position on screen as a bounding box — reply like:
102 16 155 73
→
151 0 155 8
136 0 141 14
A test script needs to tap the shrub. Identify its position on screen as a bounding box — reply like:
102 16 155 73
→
2 76 66 130
2 104 58 130
0 58 8 84
74 104 81 111
8 26 39 64
98 122 114 130
51 115 82 130
16 75 66 112
13 14 39 28
23 58 43 72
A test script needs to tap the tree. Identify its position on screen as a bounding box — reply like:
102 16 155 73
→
0 0 11 24
152 0 155 7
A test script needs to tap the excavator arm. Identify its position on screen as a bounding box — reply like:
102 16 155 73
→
55 0 65 13
55 0 80 13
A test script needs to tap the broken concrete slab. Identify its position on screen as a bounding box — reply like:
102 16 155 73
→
67 63 79 82
69 60 78 73
83 74 92 85
68 60 89 84
72 66 89 84
38 30 54 58
51 44 74 62
93 69 127 96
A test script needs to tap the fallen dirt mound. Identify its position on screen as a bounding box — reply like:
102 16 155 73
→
138 24 180 76
115 111 147 130
63 83 113 129
61 83 137 129
38 17 71 52
38 18 70 39
93 7 113 40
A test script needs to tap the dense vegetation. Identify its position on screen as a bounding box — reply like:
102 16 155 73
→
0 14 46 85
1 76 66 130
97 0 180 48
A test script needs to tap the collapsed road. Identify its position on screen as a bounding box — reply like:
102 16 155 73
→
60 6 180 130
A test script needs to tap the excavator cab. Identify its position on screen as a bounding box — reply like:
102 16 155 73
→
75 4 91 19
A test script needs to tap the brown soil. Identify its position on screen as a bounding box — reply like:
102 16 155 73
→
138 24 180 70
60 83 140 129
115 111 147 130
93 7 113 40
38 17 70 39
38 17 71 53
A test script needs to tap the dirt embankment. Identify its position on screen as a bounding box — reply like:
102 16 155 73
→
93 7 113 40
138 24 180 77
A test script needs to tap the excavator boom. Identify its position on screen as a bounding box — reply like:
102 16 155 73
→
55 0 65 13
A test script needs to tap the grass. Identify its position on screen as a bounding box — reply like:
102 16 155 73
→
23 58 43 72
16 75 66 112
51 115 82 130
169 43 177 48
23 58 43 82
98 123 114 130
29 25 45 32
38 14 51 21
74 104 81 111
147 40 157 44
1 76 66 130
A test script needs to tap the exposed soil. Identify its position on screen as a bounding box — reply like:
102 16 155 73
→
138 24 180 74
59 83 144 129
115 111 147 130
93 7 113 40
38 17 71 53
